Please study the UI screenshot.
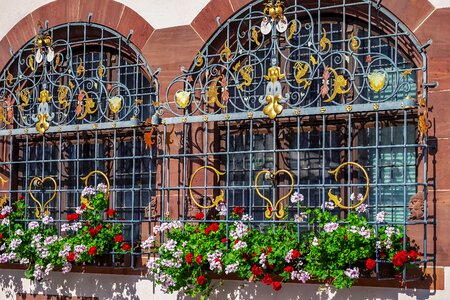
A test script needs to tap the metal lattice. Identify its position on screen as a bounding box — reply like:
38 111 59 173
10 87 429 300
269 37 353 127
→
154 0 433 280
0 22 158 268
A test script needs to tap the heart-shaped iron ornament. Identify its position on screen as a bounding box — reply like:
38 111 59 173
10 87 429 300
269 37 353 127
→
189 166 225 209
175 90 191 109
254 169 294 219
80 170 110 209
327 162 370 209
28 176 58 218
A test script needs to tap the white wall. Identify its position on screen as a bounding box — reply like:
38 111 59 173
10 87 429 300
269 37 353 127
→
1 268 450 300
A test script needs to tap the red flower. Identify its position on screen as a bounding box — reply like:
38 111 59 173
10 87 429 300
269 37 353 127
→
186 253 193 264
284 266 294 273
88 246 97 255
272 281 282 291
195 255 203 264
251 264 263 277
0 214 5 219
292 249 301 259
233 206 244 215
122 243 131 251
114 234 124 243
195 212 204 220
393 250 409 267
221 237 227 243
96 224 102 231
343 235 348 240
267 246 273 253
18 195 25 200
195 228 199 233
262 274 273 285
204 223 219 235
80 204 87 210
67 252 76 262
67 213 80 222
107 209 116 217
366 258 376 270
88 228 98 237
0 233 3 239
409 250 419 262
197 275 207 285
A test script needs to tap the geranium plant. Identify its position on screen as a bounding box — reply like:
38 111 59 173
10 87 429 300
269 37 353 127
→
0 184 131 280
145 193 421 299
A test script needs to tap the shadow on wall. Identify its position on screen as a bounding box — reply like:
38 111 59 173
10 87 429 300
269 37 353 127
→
179 280 437 300
0 270 145 300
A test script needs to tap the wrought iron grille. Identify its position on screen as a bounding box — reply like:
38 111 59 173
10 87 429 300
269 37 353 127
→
154 0 433 281
0 22 158 268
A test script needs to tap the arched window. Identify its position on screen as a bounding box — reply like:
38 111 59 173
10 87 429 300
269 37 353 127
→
156 0 431 281
0 22 158 268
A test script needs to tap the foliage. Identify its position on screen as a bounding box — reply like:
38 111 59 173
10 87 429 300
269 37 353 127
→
144 196 420 299
0 185 130 280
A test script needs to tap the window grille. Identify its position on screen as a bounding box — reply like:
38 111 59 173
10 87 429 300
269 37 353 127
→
0 22 158 268
154 0 433 281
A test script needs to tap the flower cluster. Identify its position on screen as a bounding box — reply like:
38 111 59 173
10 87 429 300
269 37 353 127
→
0 186 130 281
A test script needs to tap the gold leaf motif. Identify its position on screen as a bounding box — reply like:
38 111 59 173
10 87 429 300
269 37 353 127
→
320 28 332 52
401 68 413 78
189 166 226 209
58 86 70 108
310 55 317 65
251 27 260 46
28 55 35 71
322 67 351 103
368 72 386 92
6 70 13 86
294 61 311 89
76 90 98 120
77 58 86 77
28 176 58 218
219 41 232 62
195 51 204 67
20 88 30 109
350 33 360 52
207 77 226 109
97 63 105 77
68 80 75 89
237 65 253 91
287 21 296 41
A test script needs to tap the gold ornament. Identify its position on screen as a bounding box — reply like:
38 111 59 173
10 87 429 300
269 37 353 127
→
175 91 190 108
320 28 332 52
368 72 386 92
80 170 110 209
189 166 225 209
29 176 58 218
294 61 311 89
108 96 122 114
322 67 351 103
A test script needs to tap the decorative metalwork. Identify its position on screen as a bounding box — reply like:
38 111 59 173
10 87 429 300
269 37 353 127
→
254 169 294 219
80 170 110 209
0 22 158 135
161 0 419 124
189 166 225 209
327 162 369 210
28 176 58 218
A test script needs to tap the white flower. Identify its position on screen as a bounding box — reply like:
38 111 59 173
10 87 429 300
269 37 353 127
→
28 221 40 230
1 218 9 226
44 235 58 246
160 239 177 252
71 222 82 232
61 223 71 232
291 270 310 283
141 236 155 250
355 204 368 213
230 221 248 239
225 262 239 274
215 202 227 216
376 211 386 223
259 253 267 269
344 267 360 279
323 222 339 233
62 262 72 274
44 263 53 276
350 193 356 201
0 243 5 251
81 186 96 198
9 238 22 250
33 265 44 281
15 229 24 236
294 212 307 223
75 205 86 215
1 206 12 215
40 248 50 259
385 226 396 237
312 237 319 246
97 183 108 193
42 215 54 225
233 240 247 251
290 192 304 203
20 258 30 265
322 201 335 210
357 193 364 201
241 214 254 221
75 245 86 253
206 250 223 272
